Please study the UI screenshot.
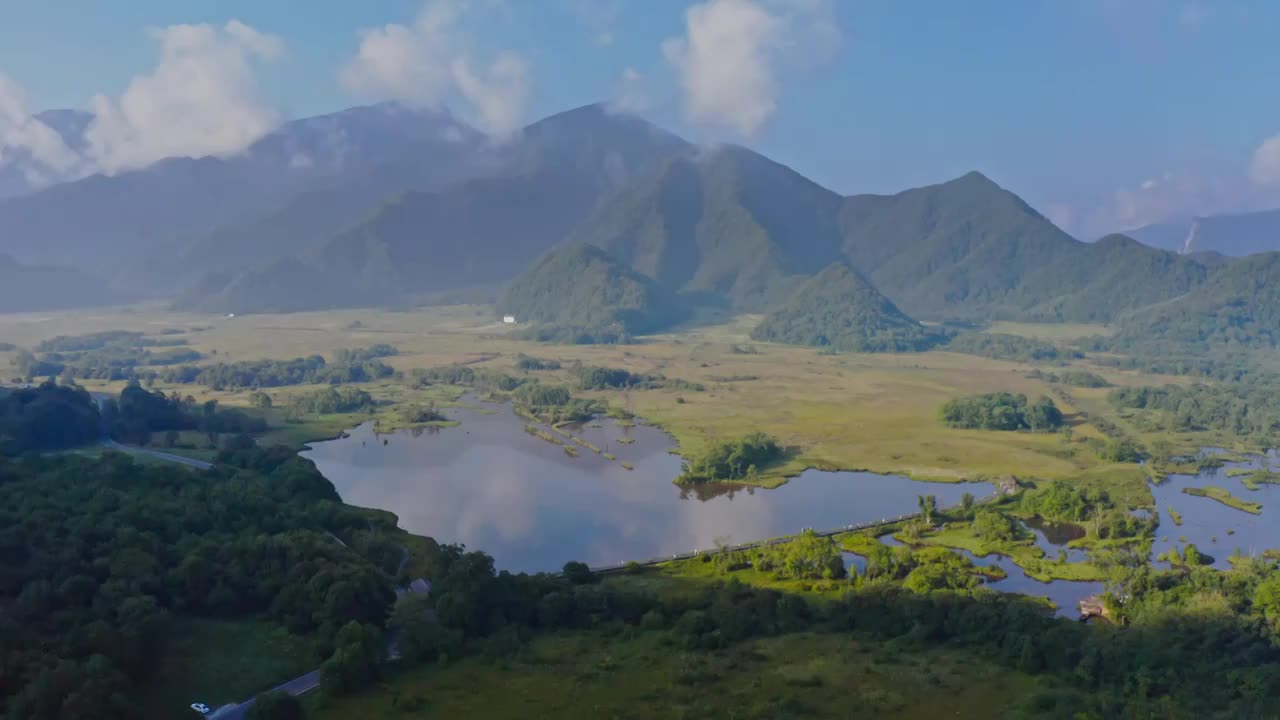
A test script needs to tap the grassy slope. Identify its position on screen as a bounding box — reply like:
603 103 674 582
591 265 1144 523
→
309 630 1040 720
139 618 316 718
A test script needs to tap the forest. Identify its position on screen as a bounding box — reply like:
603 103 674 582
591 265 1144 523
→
939 393 1064 432
677 433 785 484
0 448 402 719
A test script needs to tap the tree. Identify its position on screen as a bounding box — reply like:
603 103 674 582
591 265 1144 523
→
390 595 448 664
917 495 937 526
960 492 976 519
246 691 304 720
320 621 385 697
562 561 597 585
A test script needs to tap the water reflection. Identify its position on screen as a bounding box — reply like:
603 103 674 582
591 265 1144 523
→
300 398 989 574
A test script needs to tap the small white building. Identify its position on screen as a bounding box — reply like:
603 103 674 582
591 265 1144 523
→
502 315 517 324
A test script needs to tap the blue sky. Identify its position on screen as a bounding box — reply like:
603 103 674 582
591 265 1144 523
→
1 0 1278 236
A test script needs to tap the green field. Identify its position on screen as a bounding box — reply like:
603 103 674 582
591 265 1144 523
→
139 618 317 718
1 305 1190 491
309 630 1040 720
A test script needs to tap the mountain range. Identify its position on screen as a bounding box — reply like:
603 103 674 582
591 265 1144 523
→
3 99 1279 355
1127 208 1280 258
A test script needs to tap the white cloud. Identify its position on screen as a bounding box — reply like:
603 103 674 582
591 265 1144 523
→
84 20 284 173
451 52 529 137
340 0 531 139
1250 134 1280 186
0 72 87 186
662 0 841 137
609 66 651 114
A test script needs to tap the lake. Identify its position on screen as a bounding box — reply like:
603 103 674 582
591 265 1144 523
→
300 398 990 573
1150 449 1280 569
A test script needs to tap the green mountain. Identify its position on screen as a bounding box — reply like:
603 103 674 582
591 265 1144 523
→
570 144 845 310
1112 251 1280 352
838 173 1210 322
498 244 686 342
179 104 690 312
172 258 389 314
1015 234 1210 322
750 262 944 352
838 172 1082 320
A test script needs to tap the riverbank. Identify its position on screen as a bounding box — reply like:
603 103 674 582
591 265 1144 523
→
1182 486 1262 515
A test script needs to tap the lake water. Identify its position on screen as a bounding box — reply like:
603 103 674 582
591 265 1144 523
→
860 533 1104 618
300 398 990 574
1150 449 1280 569
299 399 1280 615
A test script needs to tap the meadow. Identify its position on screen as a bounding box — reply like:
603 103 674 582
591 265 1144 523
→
0 304 1190 490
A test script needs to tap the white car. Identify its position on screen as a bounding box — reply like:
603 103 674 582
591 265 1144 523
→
190 703 212 715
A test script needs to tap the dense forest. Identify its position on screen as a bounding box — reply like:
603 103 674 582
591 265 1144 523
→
103 381 267 445
158 354 394 390
0 449 402 719
940 393 1064 432
944 332 1077 363
500 244 687 344
14 331 201 381
1109 380 1280 439
751 262 946 352
0 382 101 454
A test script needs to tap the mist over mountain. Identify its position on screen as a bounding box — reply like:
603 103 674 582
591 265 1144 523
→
0 102 494 287
3 97 1275 356
1127 208 1280 257
0 254 118 312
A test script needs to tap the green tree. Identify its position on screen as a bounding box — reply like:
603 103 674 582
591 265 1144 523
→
320 621 385 697
917 494 937 526
960 492 976 519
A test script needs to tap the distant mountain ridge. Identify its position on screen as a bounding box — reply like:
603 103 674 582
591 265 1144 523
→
1127 208 1280 257
6 98 1275 358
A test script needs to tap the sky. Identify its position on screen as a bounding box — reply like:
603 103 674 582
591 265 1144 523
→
0 0 1278 237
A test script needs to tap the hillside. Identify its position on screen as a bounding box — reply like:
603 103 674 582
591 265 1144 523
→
0 254 119 313
498 244 686 342
171 257 390 314
1016 234 1210 322
1112 251 1280 352
571 144 845 310
750 262 944 352
838 174 1212 322
1128 209 1280 256
838 172 1084 320
0 103 490 286
179 104 690 312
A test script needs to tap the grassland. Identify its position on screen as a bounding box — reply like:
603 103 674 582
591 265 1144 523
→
1182 486 1263 514
139 618 316 718
308 630 1041 720
0 305 1183 491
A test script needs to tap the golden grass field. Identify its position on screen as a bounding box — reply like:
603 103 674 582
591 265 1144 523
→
0 304 1196 495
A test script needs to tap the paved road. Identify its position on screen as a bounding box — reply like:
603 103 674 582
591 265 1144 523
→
208 671 321 720
101 439 215 469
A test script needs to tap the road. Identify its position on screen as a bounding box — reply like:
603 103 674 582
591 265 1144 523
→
207 671 321 720
101 439 214 469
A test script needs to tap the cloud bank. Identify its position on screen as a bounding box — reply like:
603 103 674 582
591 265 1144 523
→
340 0 531 138
0 73 86 187
662 0 841 137
85 20 284 173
